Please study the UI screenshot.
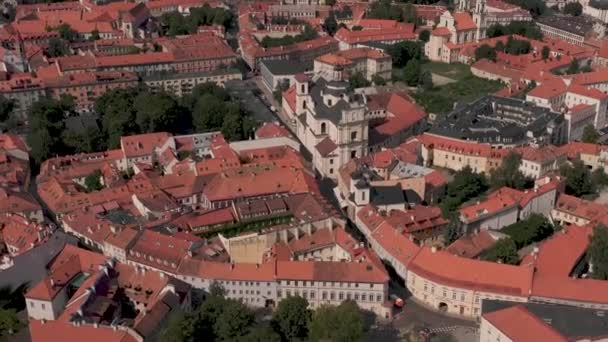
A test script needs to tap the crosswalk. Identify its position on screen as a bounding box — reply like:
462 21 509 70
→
429 325 479 335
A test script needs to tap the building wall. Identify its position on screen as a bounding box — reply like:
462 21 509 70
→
429 148 489 173
519 188 557 220
537 23 585 46
26 290 68 321
463 205 519 233
479 317 513 342
406 269 528 318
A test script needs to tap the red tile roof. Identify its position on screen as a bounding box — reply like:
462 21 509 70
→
315 137 338 157
1 214 50 256
554 193 607 222
529 225 608 304
255 122 292 139
446 230 499 258
453 12 476 31
416 133 493 158
483 305 567 342
121 132 172 158
29 320 139 342
26 244 107 301
409 247 534 296
334 24 416 45
431 27 451 36
459 193 518 223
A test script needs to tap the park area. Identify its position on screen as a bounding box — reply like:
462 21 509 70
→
409 62 504 116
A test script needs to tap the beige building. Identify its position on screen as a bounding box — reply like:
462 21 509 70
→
144 69 242 97
313 47 392 83
290 75 370 179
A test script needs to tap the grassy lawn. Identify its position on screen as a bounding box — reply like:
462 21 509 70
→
411 62 504 115
421 62 471 81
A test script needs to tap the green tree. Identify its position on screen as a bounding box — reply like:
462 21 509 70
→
90 29 100 41
495 40 505 53
192 94 226 132
403 3 417 23
560 159 594 197
134 92 181 133
272 296 311 341
47 37 70 57
241 326 282 342
273 80 290 103
96 87 141 148
62 126 106 154
442 215 463 245
0 95 14 123
502 213 556 249
582 124 600 143
387 41 422 67
372 74 386 86
589 225 608 280
324 14 338 35
489 152 530 190
84 170 103 193
309 301 364 342
160 311 209 342
475 44 497 61
349 72 371 90
541 45 550 61
482 237 519 264
419 29 430 42
592 168 608 189
419 70 433 91
440 166 488 216
566 59 580 75
402 59 421 86
563 2 583 16
0 308 21 338
325 0 336 6
57 23 76 41
214 300 255 340
208 281 226 297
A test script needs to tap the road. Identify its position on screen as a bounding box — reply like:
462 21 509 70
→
225 79 277 124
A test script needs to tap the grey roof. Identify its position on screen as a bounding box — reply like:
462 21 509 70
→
309 77 365 124
371 185 405 206
536 15 595 36
430 95 564 145
482 300 608 339
261 60 310 76
0 231 78 291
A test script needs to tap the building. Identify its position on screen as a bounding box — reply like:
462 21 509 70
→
25 244 192 342
430 95 568 147
260 60 311 93
459 177 562 232
283 76 426 179
313 47 392 82
517 145 567 179
143 69 242 97
334 22 416 50
480 300 608 342
536 15 599 46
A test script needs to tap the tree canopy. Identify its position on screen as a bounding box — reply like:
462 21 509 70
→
439 166 488 216
159 5 233 36
272 296 311 341
486 22 542 40
560 159 594 197
481 237 519 264
402 59 421 86
589 225 608 280
501 213 556 249
475 44 497 61
323 14 338 35
563 2 583 16
489 152 531 190
387 41 423 67
84 170 103 193
308 301 365 342
582 125 600 143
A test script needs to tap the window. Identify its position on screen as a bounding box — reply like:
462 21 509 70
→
355 293 359 300
278 290 282 298
301 84 305 93
461 294 465 301
29 302 34 308
351 151 357 159
351 131 357 141
339 292 344 300
452 292 456 300
329 159 333 165
310 291 315 299
376 295 382 302
329 168 334 174
330 292 335 300
321 123 327 134
322 292 327 300
362 294 367 301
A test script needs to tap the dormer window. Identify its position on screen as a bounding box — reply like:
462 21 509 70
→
328 99 332 106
